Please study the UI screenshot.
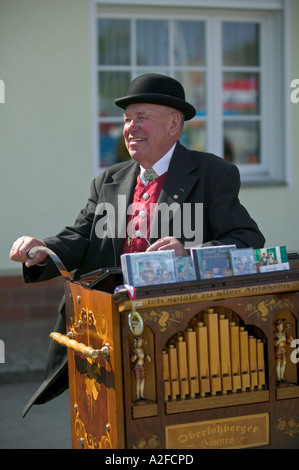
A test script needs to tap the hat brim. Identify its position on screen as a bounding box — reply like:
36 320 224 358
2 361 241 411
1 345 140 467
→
115 93 196 121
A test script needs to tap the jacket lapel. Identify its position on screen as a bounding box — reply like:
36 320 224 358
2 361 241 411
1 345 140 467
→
102 160 139 261
150 142 200 243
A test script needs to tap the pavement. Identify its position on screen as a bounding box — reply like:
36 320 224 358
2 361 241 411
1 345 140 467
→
0 319 72 449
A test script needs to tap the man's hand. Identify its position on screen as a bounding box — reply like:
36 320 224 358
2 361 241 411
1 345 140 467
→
10 236 48 268
146 236 188 256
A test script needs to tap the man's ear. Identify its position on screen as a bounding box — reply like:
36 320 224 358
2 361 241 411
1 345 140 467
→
169 111 183 136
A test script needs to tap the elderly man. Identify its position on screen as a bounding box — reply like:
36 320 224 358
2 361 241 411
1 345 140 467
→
10 73 265 414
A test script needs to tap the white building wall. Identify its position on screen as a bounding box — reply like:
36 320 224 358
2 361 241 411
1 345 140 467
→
0 0 94 274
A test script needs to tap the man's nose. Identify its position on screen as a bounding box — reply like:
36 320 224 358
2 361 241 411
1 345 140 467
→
127 118 140 131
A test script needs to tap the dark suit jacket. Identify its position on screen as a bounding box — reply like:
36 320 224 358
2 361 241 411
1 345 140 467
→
22 142 265 416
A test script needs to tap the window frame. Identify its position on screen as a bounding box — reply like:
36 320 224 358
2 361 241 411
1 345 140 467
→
91 1 289 186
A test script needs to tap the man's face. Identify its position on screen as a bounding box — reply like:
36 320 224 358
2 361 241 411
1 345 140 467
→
123 103 180 167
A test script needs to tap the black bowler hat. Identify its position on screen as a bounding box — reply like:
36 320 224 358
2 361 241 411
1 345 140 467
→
115 73 196 121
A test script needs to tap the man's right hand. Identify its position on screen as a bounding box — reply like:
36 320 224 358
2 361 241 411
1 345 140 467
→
10 236 48 268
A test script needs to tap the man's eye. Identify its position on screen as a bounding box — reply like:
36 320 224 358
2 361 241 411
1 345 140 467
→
124 115 149 124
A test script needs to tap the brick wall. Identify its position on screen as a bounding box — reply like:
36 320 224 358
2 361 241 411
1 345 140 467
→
0 275 65 322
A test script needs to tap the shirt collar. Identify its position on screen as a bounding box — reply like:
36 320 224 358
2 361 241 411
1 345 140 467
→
139 142 176 185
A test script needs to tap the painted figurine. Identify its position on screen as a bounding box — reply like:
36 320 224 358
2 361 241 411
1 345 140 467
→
273 318 293 385
131 336 151 402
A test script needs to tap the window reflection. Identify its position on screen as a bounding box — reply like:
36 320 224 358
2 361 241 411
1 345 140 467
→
222 22 259 66
98 71 130 117
223 72 259 115
222 22 260 165
181 121 206 153
174 21 205 66
137 20 168 66
99 123 129 168
97 19 130 65
175 71 206 116
223 121 260 164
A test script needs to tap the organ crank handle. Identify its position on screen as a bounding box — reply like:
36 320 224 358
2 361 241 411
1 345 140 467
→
50 332 110 361
27 246 73 281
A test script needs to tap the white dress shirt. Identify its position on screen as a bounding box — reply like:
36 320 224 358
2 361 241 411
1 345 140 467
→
139 142 177 185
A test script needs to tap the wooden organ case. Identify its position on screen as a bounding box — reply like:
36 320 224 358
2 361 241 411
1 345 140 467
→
53 263 299 450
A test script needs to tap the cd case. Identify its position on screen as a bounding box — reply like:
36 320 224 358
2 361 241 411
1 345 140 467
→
190 245 236 279
175 256 196 282
121 250 177 287
254 245 290 273
230 248 258 276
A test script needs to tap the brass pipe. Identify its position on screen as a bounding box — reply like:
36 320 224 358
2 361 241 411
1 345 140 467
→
50 332 110 360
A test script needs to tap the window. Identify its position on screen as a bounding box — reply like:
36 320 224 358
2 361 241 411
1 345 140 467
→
222 22 261 165
95 5 286 185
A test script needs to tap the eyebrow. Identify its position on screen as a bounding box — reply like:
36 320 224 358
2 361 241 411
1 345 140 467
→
124 110 148 119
